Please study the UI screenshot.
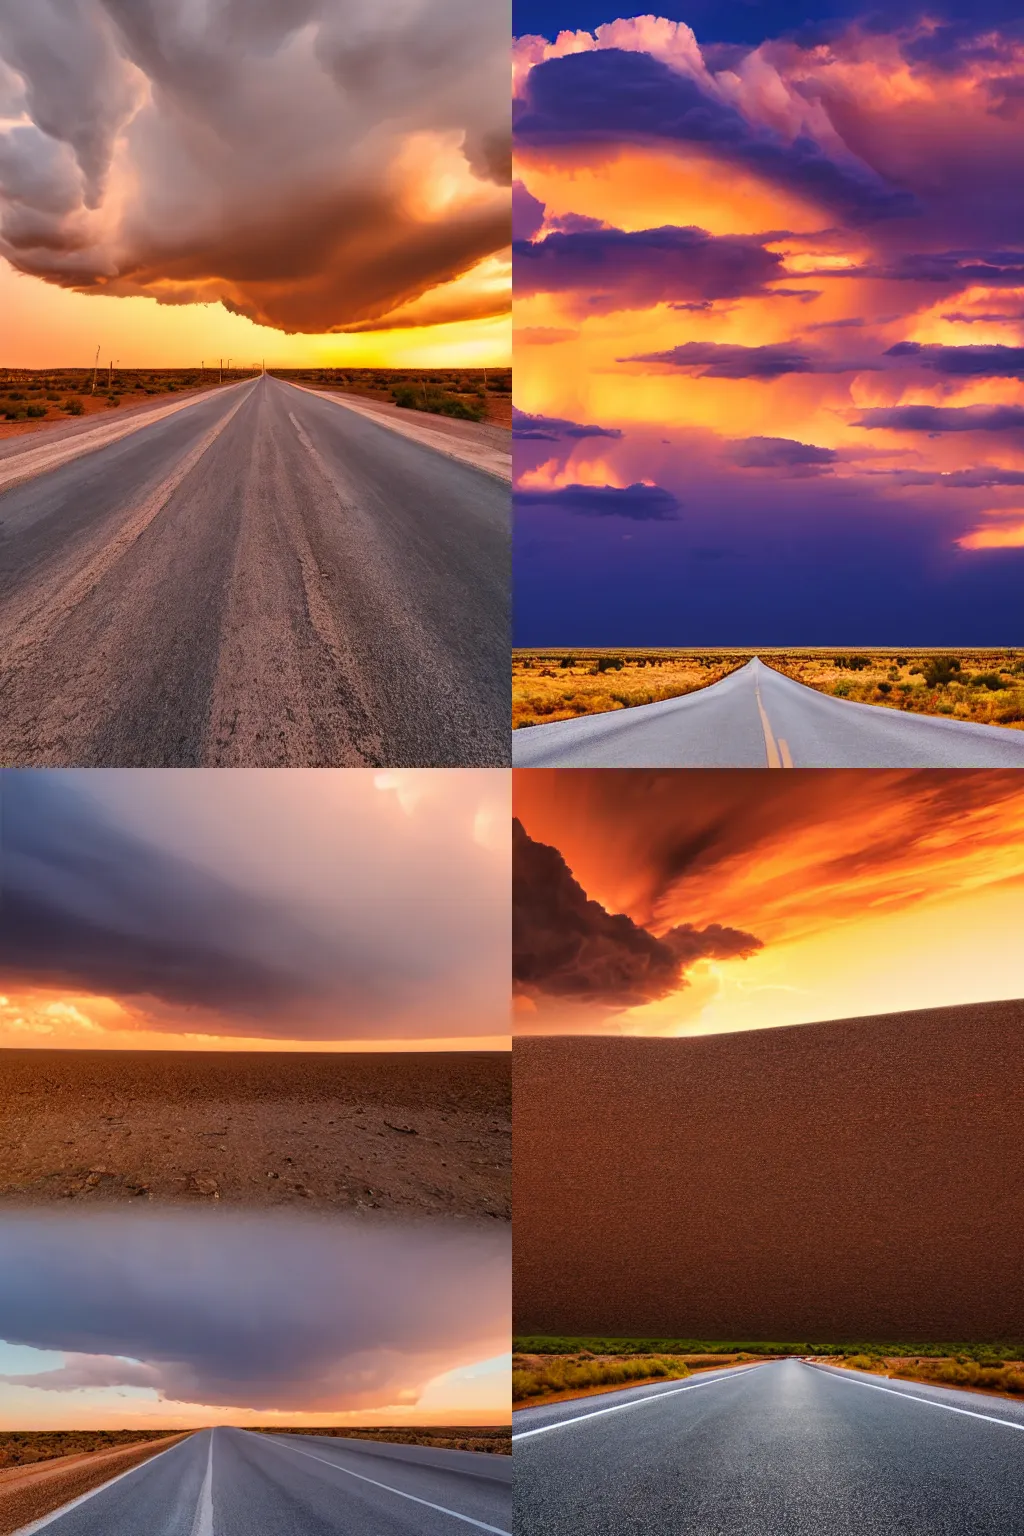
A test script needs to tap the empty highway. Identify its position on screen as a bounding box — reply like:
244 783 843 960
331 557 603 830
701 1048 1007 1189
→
513 1358 1024 1535
15 1426 512 1535
0 376 508 767
512 656 1024 767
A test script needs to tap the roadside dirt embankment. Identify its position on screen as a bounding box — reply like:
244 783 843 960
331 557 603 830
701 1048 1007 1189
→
0 1433 190 1535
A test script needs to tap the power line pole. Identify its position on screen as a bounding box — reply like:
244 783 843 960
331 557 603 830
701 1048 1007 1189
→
91 344 100 394
219 357 223 384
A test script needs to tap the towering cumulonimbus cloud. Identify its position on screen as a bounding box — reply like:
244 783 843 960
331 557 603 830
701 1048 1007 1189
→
0 0 510 333
512 818 762 1008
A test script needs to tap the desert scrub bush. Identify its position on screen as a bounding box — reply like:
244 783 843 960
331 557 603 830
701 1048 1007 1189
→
63 397 84 415
890 1358 1024 1395
512 653 744 727
513 1355 690 1403
392 383 485 421
25 404 47 418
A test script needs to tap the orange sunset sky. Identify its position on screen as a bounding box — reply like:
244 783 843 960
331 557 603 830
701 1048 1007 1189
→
514 769 1024 1035
0 4 510 368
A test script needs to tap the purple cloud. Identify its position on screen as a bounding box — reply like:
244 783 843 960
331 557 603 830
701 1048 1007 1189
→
621 341 854 378
886 341 1024 376
515 483 681 519
513 179 545 242
512 408 623 442
513 224 785 311
515 48 916 225
730 436 838 470
855 404 1024 431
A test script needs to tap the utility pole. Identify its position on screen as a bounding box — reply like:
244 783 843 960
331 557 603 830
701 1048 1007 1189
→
107 359 112 390
91 343 100 394
219 357 223 384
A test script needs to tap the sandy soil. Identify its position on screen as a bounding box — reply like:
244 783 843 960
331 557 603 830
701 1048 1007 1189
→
0 1051 510 1220
514 1000 1024 1340
0 1434 187 1535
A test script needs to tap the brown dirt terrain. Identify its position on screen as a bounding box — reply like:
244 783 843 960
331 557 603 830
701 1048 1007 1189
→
258 1427 511 1452
0 1433 188 1535
0 370 244 441
0 1051 510 1220
514 1001 1024 1340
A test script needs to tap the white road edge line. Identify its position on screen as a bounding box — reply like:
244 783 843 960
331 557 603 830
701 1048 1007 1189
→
512 1364 765 1440
190 1429 214 1536
804 1363 1024 1431
268 1437 511 1535
9 1435 193 1535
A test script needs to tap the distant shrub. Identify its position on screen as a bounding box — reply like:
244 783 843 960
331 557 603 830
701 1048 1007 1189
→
876 682 892 695
971 672 1006 690
596 656 624 673
63 398 84 415
923 655 961 687
25 404 47 418
559 655 576 668
46 392 60 402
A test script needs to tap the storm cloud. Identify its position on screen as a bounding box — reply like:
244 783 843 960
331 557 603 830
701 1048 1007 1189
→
512 818 761 1009
515 47 916 225
854 404 1024 433
0 1210 509 1412
513 224 785 311
0 768 509 1042
0 0 510 333
514 482 681 519
512 408 622 441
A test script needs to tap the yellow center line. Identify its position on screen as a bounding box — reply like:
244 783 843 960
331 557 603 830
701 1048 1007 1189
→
754 682 783 768
779 738 793 768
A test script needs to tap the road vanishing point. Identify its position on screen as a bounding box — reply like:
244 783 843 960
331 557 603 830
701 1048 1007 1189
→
13 1427 512 1536
513 1357 1024 1535
512 655 1024 767
0 376 509 767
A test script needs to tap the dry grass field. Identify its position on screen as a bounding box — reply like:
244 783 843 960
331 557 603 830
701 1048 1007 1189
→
0 1432 175 1471
513 652 743 728
512 649 1024 731
271 367 512 427
829 1354 1024 1399
0 368 243 437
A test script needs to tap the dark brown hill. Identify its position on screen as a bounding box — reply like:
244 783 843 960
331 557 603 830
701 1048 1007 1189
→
514 1001 1024 1341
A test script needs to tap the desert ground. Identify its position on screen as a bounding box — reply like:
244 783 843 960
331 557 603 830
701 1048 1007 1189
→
513 999 1024 1340
0 368 246 439
0 1433 187 1535
0 1050 510 1219
513 649 1024 730
270 366 512 427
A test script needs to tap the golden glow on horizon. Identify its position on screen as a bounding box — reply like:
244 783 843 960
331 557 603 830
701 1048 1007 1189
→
0 993 509 1053
0 259 511 370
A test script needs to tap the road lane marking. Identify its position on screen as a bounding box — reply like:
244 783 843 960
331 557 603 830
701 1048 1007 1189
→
0 385 255 659
9 1436 193 1534
190 1429 214 1536
754 681 783 768
270 1439 510 1534
0 381 251 495
779 738 793 767
512 1365 764 1440
805 1364 1024 1432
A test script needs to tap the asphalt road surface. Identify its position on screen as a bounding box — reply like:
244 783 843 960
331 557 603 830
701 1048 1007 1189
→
17 1427 512 1535
513 1358 1024 1535
512 655 1024 767
0 376 508 767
